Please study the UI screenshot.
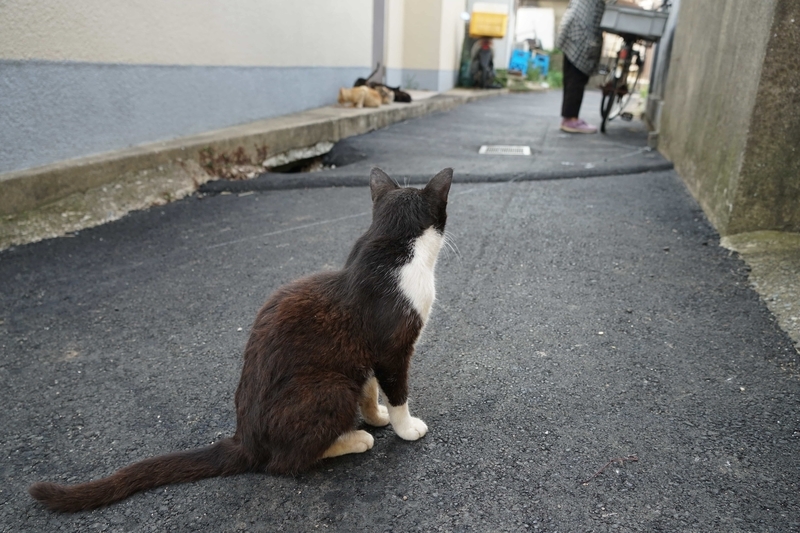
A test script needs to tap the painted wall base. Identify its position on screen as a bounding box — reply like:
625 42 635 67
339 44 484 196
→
1 60 370 174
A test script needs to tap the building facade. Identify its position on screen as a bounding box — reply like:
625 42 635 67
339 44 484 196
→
0 0 467 176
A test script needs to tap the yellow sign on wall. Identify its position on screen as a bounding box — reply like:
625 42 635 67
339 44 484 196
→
469 11 508 38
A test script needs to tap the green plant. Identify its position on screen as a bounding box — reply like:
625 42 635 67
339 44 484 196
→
526 67 541 82
495 68 509 87
546 69 563 88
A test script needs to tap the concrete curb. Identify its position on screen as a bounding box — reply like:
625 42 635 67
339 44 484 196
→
200 161 676 194
0 88 506 218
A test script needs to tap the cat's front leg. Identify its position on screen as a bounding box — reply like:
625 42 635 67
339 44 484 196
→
360 377 390 427
376 361 428 441
386 402 428 441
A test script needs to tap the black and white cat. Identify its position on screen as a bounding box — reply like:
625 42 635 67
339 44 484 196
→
29 167 453 512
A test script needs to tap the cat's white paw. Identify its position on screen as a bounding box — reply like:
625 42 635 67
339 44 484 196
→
393 416 428 441
387 402 428 441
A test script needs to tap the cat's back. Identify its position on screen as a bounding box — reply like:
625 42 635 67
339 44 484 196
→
238 269 374 387
257 270 350 332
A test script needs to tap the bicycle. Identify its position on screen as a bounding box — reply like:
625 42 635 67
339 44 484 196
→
597 1 670 133
598 34 645 133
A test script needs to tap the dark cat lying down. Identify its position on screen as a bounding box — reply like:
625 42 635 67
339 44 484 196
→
29 167 453 512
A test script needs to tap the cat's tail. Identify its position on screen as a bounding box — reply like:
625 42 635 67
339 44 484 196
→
29 437 253 513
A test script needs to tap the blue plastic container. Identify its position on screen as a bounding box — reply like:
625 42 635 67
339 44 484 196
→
531 54 550 77
508 49 531 75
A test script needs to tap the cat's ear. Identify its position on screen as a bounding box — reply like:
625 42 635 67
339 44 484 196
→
424 168 453 204
370 167 399 202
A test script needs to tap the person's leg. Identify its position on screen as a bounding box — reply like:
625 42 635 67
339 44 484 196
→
560 56 596 133
561 56 588 119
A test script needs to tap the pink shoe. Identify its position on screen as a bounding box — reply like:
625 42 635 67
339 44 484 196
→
561 118 598 134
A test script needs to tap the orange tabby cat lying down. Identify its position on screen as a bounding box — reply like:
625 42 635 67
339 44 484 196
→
338 86 383 108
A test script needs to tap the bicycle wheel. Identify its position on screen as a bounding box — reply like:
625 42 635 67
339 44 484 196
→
600 75 618 133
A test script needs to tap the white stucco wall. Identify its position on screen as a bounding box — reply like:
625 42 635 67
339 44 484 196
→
384 0 466 91
440 0 469 74
0 0 374 174
515 8 556 51
0 0 372 67
385 0 407 73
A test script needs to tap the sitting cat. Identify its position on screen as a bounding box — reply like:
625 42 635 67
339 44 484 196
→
29 167 454 512
338 86 382 108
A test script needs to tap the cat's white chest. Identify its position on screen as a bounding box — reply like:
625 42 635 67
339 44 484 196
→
398 227 443 324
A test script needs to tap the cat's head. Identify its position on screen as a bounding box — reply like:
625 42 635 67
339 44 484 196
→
369 167 453 237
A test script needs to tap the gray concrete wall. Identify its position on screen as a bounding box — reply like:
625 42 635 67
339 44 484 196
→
728 0 800 234
0 0 374 175
659 0 799 235
0 62 367 175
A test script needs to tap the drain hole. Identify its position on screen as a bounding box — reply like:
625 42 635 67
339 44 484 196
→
266 139 368 173
269 156 327 173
